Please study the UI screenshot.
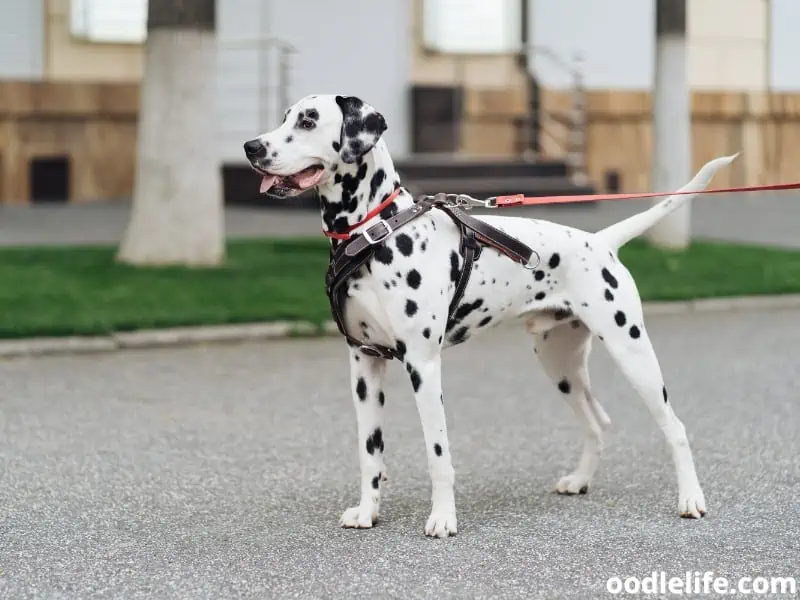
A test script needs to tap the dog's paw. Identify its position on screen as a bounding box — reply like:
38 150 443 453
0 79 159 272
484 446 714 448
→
424 510 458 538
555 473 591 495
679 490 707 519
340 503 379 529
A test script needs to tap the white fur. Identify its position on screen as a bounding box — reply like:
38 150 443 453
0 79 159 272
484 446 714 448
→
246 94 736 537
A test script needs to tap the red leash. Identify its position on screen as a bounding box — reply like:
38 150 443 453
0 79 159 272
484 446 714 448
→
493 181 800 207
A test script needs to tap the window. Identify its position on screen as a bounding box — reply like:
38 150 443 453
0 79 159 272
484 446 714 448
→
30 156 70 203
423 0 521 54
70 0 147 44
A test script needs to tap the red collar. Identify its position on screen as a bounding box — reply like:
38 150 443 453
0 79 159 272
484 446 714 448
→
323 188 402 240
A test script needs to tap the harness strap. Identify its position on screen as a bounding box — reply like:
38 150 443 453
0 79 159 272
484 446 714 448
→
325 193 540 360
449 228 480 318
436 201 540 268
326 196 439 359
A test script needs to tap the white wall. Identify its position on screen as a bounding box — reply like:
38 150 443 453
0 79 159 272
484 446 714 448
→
268 0 411 157
528 0 654 89
0 0 44 79
216 0 412 163
529 0 799 91
769 0 800 91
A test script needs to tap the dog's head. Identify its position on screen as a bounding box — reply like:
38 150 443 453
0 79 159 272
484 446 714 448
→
243 94 388 198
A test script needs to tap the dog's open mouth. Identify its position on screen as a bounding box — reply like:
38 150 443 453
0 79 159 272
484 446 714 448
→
255 165 325 195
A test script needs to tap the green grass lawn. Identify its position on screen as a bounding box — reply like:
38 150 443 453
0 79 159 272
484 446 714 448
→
1 237 800 339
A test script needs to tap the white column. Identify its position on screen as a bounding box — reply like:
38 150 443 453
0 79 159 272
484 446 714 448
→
648 0 691 249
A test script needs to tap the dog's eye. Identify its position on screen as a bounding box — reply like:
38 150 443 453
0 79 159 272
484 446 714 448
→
300 118 316 130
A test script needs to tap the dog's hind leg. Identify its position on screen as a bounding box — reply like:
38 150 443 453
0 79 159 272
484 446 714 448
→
532 320 611 495
571 260 707 518
340 347 389 529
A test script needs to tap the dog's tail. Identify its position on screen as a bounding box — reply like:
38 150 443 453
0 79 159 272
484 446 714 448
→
594 153 739 251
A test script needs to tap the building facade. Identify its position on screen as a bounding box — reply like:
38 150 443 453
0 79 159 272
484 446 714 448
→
0 0 798 202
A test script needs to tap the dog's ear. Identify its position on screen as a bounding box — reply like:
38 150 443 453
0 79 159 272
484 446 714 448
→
335 95 387 164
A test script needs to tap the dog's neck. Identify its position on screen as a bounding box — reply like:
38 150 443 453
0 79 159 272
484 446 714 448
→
316 140 412 241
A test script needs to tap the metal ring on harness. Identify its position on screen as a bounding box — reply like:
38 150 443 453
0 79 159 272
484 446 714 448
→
521 250 541 271
358 344 387 358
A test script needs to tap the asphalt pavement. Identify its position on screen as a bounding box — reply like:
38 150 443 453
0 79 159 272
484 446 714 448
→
1 309 798 599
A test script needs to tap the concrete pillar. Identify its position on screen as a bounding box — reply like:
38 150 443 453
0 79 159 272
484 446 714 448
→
648 0 691 249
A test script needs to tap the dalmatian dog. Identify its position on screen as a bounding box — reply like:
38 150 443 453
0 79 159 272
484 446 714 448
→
244 94 736 538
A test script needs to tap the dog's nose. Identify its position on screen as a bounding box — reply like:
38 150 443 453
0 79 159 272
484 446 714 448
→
244 139 267 158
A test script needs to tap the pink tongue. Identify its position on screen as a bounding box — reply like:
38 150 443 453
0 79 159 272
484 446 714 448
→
260 175 278 194
295 168 325 189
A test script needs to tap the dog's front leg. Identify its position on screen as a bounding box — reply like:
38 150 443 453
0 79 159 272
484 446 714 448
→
340 347 388 529
405 353 457 538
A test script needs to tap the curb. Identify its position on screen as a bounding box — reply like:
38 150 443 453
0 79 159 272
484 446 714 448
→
2 294 800 359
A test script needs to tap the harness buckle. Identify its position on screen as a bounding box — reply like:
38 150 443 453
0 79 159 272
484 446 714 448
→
363 219 393 245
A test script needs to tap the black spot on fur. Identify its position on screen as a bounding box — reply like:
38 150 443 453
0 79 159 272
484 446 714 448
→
369 169 386 200
379 201 399 220
446 299 484 332
614 311 627 326
449 326 469 344
395 340 407 360
374 245 393 265
422 327 431 339
285 135 293 143
452 299 483 322
534 270 545 281
478 316 492 327
365 428 384 455
535 292 546 301
405 299 418 317
406 269 422 289
558 378 571 394
450 251 460 282
548 253 561 269
396 233 413 256
378 391 385 406
602 268 619 289
604 289 614 302
332 140 341 152
434 443 443 457
356 377 367 401
629 325 641 339
409 368 422 392
371 475 380 489
554 309 572 321
662 386 668 403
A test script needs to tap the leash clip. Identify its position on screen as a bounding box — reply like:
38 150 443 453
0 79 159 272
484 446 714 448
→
446 194 498 210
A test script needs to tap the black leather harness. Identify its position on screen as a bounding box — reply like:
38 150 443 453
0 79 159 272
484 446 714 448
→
325 193 540 360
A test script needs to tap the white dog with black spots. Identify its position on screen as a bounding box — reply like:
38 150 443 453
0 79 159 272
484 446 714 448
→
244 94 736 538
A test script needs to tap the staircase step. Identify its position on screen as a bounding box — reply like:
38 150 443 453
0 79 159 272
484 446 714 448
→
221 164 596 209
396 157 568 180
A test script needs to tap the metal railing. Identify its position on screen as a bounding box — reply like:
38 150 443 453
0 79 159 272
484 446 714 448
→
523 45 588 185
218 37 296 133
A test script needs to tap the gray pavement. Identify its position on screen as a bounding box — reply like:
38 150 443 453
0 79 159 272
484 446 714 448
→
1 310 798 599
1 191 799 248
